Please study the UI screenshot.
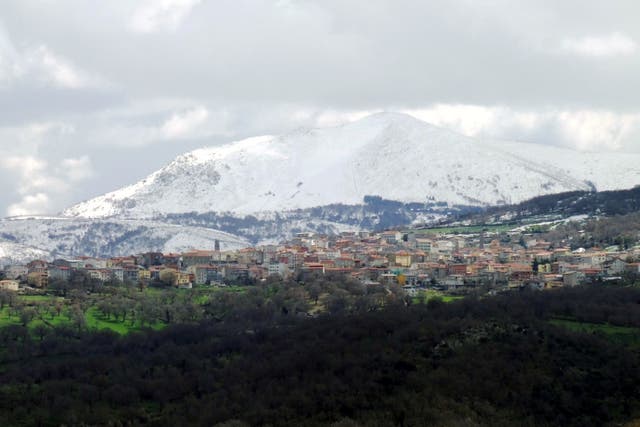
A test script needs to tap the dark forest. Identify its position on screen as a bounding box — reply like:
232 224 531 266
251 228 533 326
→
1 284 640 426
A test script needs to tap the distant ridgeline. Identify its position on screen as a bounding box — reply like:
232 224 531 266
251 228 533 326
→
156 196 482 244
151 187 640 243
448 186 640 225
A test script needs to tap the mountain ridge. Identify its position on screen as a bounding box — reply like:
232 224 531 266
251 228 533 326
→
0 216 249 264
3 112 640 262
62 112 640 220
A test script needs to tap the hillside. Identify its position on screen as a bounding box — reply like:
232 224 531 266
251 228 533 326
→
4 113 640 259
0 217 249 263
446 186 640 226
2 284 640 426
63 112 640 219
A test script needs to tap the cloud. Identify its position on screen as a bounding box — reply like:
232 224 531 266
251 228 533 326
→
28 45 95 89
0 1 640 216
0 31 105 90
403 104 640 152
0 122 93 216
1 154 63 205
4 1 640 108
0 29 22 85
561 32 637 58
1 155 46 173
88 100 640 153
129 0 202 33
1 155 55 216
161 106 209 139
557 110 640 150
0 121 74 155
84 104 219 147
1 154 93 216
58 156 94 182
6 193 50 217
1 155 48 194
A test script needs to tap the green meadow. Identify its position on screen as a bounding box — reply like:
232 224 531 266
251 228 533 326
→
550 317 640 347
0 294 165 335
412 289 464 304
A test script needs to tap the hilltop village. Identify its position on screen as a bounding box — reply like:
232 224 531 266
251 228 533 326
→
2 227 639 295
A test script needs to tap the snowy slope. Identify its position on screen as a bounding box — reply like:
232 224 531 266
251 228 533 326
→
0 216 249 261
0 240 51 265
64 112 640 219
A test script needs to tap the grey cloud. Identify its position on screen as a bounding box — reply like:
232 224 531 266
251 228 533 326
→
1 1 638 109
0 0 638 215
0 86 124 125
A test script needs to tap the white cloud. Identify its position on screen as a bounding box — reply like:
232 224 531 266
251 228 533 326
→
287 109 375 128
0 28 24 85
6 193 50 217
0 32 105 90
0 152 88 215
403 105 543 139
2 155 46 176
561 32 637 58
557 110 640 151
29 45 93 89
402 104 640 152
130 0 202 33
405 105 503 136
161 106 209 139
1 154 65 195
0 122 92 216
1 155 54 215
58 156 93 182
85 103 224 147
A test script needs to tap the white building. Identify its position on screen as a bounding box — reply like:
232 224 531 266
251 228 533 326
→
0 280 19 291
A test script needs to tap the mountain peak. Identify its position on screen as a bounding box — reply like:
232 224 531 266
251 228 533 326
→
354 111 433 128
63 116 640 219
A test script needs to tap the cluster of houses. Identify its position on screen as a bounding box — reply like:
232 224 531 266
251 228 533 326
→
2 229 639 295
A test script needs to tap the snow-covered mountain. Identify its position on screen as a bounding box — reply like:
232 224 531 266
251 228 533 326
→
64 112 640 219
3 112 640 261
0 216 249 264
0 240 51 266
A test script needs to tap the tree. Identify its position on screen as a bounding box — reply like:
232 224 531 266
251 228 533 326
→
137 280 147 292
48 278 71 297
33 324 48 341
54 301 64 318
139 297 161 327
70 305 87 332
159 270 178 286
97 300 114 320
19 307 36 326
0 289 15 309
308 283 321 305
326 291 349 315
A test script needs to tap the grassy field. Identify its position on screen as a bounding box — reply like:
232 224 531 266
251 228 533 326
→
0 285 254 335
0 294 166 335
412 289 464 304
550 318 640 346
0 306 21 327
212 284 249 293
85 307 164 335
20 295 63 302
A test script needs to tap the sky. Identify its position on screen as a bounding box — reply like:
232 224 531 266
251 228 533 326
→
0 0 639 217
